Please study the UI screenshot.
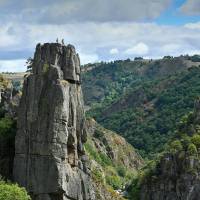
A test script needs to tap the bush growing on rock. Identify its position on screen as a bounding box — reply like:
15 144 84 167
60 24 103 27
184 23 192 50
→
99 153 112 167
191 134 200 148
187 143 197 155
170 140 183 153
117 166 126 177
105 175 122 190
180 134 191 148
92 168 104 183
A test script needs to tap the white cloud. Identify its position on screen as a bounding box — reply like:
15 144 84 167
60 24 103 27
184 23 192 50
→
0 0 171 24
110 48 119 55
180 0 200 15
79 53 99 65
184 22 200 29
187 50 200 55
0 21 200 71
0 59 26 72
0 24 21 49
125 42 149 56
162 44 180 54
0 1 200 73
48 0 171 23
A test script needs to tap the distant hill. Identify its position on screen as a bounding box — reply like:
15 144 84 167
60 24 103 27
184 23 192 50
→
82 55 200 157
1 72 27 91
2 55 200 158
2 72 27 81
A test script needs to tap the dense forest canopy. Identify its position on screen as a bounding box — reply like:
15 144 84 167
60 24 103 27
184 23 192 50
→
82 55 200 157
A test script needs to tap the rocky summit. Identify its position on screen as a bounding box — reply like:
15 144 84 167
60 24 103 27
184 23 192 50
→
13 43 95 200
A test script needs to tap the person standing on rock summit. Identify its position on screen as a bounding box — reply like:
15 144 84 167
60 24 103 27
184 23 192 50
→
61 39 64 45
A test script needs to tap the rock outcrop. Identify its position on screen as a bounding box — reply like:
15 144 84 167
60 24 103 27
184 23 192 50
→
85 118 144 200
0 75 20 118
13 43 95 200
140 99 200 200
140 152 200 200
86 118 143 170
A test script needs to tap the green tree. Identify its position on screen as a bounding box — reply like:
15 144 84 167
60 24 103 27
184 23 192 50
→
191 134 200 148
0 181 31 200
106 175 122 189
187 143 197 155
170 140 183 153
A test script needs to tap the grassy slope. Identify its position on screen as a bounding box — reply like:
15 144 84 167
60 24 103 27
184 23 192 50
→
85 118 144 199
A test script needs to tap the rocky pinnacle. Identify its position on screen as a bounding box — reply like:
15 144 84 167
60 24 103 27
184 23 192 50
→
13 43 95 200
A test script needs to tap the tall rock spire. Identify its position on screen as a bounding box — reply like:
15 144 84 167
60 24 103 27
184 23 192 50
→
13 43 95 200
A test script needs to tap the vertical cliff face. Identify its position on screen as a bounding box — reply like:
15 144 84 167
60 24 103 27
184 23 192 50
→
140 153 200 200
13 43 95 200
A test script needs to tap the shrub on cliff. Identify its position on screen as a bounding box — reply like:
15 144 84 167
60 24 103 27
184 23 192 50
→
170 140 183 153
106 175 122 190
0 117 16 138
187 143 198 155
117 166 126 177
0 181 30 200
191 134 200 148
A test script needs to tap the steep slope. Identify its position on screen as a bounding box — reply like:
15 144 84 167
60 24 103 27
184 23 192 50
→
0 74 20 180
128 99 200 200
82 57 200 157
0 45 144 200
85 118 144 200
13 43 95 200
82 56 199 106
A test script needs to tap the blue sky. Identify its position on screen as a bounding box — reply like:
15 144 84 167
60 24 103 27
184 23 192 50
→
155 0 199 25
0 0 200 72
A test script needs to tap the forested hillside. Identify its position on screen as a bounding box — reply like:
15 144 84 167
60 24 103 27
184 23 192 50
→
129 99 200 200
82 55 200 157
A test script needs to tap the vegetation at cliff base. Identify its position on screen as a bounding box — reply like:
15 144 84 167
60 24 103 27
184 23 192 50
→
84 120 142 199
85 138 135 190
0 181 31 200
0 117 16 139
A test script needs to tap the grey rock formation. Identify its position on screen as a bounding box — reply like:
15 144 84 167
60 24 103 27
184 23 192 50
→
140 100 200 200
0 81 20 118
13 43 95 200
85 118 144 200
140 152 200 200
86 118 144 170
